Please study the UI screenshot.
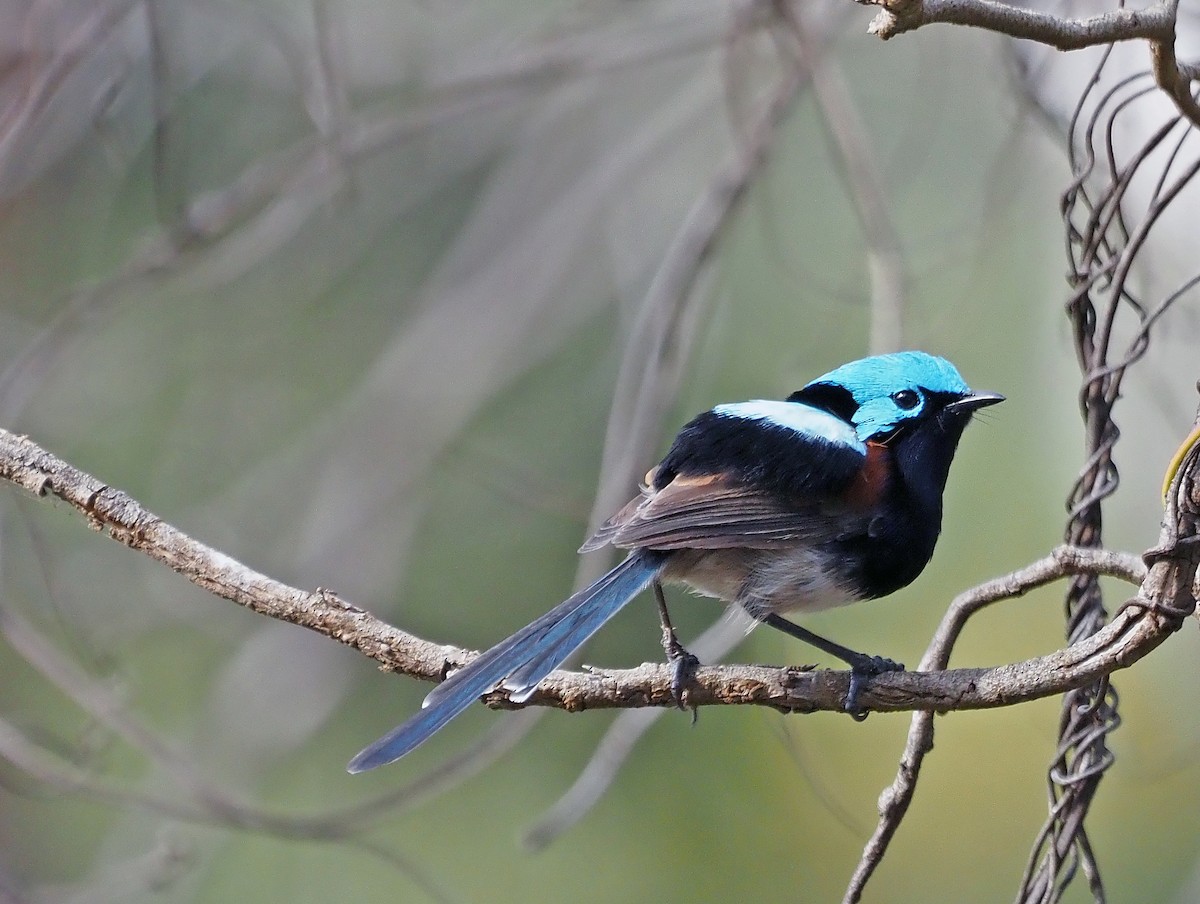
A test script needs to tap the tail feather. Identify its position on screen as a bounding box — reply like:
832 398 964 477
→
346 551 664 773
500 564 657 700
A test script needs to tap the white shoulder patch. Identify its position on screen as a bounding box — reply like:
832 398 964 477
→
713 400 864 452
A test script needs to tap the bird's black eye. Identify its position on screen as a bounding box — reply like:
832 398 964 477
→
892 389 921 410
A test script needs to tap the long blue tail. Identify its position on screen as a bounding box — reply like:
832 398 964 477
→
346 551 666 773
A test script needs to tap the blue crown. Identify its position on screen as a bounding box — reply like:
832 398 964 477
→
809 351 970 400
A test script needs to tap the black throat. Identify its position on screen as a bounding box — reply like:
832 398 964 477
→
841 408 974 599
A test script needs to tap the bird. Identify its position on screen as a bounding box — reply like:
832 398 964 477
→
347 351 1002 773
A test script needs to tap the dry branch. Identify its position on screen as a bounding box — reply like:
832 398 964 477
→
0 427 1190 726
854 0 1200 128
865 0 1172 47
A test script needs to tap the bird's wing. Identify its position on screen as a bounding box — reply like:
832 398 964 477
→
580 402 889 553
582 447 886 553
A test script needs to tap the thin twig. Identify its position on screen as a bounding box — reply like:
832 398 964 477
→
843 546 1146 903
1149 0 1200 128
858 0 1200 128
867 0 1173 50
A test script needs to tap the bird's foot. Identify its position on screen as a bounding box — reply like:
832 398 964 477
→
653 581 699 719
662 631 701 719
844 655 903 721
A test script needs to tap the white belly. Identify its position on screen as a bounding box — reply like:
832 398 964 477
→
662 547 862 616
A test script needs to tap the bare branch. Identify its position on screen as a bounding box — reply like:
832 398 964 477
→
858 0 1200 128
843 546 1145 903
0 428 1188 731
865 0 1174 49
1148 0 1200 128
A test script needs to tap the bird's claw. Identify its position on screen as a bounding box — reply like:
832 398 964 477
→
663 636 701 720
844 655 904 720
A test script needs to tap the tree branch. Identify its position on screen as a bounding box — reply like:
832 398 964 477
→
857 0 1200 127
1148 0 1200 128
0 428 1190 731
865 0 1173 48
844 548 1142 903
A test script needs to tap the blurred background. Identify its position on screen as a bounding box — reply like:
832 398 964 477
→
0 1 1198 902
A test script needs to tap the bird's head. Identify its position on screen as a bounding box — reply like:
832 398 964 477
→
789 351 1003 444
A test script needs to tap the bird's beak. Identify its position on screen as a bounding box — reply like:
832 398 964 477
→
946 391 1005 413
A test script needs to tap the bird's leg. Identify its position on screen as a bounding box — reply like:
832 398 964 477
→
653 581 699 715
756 612 903 719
